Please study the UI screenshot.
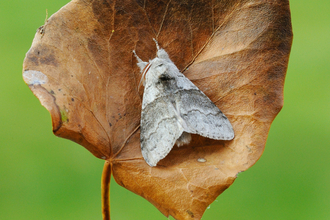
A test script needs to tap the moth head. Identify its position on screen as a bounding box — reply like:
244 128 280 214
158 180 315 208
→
134 39 174 90
151 59 168 76
137 58 169 90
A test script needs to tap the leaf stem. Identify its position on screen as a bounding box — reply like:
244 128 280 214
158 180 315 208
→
102 161 111 220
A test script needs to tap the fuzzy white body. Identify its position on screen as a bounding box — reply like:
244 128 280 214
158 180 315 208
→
134 41 234 167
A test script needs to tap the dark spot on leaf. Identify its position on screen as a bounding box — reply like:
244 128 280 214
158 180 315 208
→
39 50 58 66
263 93 276 104
71 98 74 101
25 54 38 66
38 25 45 35
26 46 58 67
267 64 285 80
118 180 125 187
186 210 194 218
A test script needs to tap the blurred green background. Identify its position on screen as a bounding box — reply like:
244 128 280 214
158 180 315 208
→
0 0 329 219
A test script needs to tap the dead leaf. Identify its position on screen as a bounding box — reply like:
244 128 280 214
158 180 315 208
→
22 0 292 219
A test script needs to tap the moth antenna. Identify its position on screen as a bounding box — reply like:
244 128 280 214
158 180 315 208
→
152 39 170 60
153 38 160 50
133 50 143 63
133 50 148 72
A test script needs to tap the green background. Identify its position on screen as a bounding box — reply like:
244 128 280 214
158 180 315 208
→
0 0 329 219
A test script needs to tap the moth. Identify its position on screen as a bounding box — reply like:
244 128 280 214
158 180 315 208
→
133 39 234 167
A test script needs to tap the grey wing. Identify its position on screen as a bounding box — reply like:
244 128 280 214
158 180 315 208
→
177 85 234 141
140 97 184 166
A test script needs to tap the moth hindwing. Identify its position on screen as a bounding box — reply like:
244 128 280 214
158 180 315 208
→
133 39 234 167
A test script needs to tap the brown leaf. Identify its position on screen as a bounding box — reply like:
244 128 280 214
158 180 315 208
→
22 0 292 219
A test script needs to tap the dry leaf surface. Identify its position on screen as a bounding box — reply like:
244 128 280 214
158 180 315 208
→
23 0 292 219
